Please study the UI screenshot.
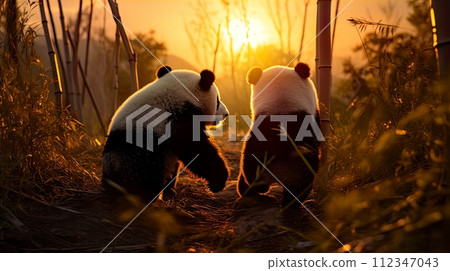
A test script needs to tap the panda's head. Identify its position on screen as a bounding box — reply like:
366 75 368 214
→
156 66 228 122
246 62 318 116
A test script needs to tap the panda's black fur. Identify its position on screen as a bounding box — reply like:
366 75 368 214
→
102 66 229 202
237 62 321 207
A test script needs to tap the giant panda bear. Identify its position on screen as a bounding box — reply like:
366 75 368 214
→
237 62 321 207
102 66 230 201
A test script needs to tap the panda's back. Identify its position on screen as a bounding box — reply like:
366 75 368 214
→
108 72 198 134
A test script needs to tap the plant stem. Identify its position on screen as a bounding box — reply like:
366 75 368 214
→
46 0 67 99
38 0 63 111
108 0 139 93
82 0 94 105
112 26 120 111
57 0 75 109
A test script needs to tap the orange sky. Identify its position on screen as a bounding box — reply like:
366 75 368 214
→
38 0 413 77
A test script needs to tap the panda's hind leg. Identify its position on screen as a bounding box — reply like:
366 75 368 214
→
103 153 165 203
102 131 167 203
161 162 182 200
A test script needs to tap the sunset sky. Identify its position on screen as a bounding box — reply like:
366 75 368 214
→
37 0 412 76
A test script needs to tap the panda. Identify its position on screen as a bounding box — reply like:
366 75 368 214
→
102 66 230 201
237 62 321 207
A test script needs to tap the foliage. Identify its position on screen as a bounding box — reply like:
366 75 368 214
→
315 0 450 252
0 2 100 201
330 0 440 182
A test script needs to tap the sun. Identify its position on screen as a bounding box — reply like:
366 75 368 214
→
225 18 267 51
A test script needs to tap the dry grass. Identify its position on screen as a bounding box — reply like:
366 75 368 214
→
0 3 101 201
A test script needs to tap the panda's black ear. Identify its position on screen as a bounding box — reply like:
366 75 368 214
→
295 62 310 79
247 66 262 85
156 66 172 78
199 69 215 90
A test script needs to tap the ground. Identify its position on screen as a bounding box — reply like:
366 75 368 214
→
0 137 328 252
2 135 448 253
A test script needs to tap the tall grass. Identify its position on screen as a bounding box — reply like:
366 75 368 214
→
0 3 101 201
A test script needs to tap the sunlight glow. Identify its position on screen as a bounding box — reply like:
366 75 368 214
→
226 18 267 51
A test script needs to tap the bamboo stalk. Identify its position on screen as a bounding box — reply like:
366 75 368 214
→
240 0 250 65
82 0 94 105
224 1 237 94
331 0 340 51
108 0 139 92
431 0 450 185
112 26 120 110
314 0 319 89
298 0 310 62
67 30 107 135
316 0 332 163
38 0 63 111
285 0 292 57
265 0 284 53
70 0 84 122
0 3 3 28
432 1 450 77
102 0 107 49
212 24 221 74
57 0 77 111
45 0 67 98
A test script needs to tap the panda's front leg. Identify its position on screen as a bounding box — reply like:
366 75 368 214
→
177 138 229 193
161 161 182 200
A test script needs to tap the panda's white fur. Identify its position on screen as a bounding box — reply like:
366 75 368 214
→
251 65 319 117
109 69 228 135
103 66 229 202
